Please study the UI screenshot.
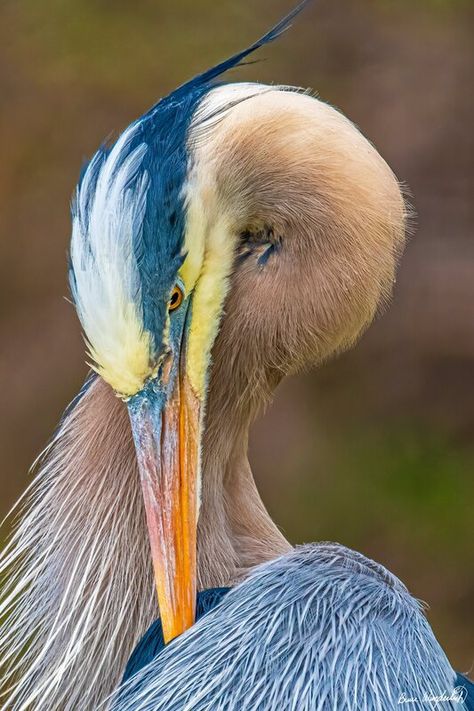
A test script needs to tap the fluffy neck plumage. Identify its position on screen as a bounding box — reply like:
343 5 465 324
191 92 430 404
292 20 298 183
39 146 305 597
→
198 344 290 588
0 355 286 710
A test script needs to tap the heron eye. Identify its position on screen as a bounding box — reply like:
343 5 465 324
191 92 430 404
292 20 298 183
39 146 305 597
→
169 285 183 311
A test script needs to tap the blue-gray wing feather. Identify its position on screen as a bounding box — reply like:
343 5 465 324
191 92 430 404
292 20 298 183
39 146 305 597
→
111 544 466 711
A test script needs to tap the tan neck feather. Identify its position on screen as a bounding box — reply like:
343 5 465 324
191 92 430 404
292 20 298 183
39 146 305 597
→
198 400 291 589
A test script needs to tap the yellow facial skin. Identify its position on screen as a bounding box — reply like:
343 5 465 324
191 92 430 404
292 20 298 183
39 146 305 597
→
179 181 235 400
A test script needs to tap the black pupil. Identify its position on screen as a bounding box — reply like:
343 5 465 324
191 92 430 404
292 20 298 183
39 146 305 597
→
170 290 179 307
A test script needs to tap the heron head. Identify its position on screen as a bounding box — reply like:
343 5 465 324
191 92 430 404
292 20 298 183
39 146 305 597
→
70 76 406 642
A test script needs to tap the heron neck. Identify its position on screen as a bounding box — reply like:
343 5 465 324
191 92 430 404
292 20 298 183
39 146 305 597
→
197 394 291 590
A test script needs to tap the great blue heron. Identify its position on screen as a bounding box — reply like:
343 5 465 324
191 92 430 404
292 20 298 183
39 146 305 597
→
1 3 472 710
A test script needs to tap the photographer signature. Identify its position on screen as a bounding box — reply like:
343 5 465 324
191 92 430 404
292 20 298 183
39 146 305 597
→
398 686 467 705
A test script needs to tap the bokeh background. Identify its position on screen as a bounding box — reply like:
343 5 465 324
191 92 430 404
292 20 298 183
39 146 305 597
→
1 0 473 672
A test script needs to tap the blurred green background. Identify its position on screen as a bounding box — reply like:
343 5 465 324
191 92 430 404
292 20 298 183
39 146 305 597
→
0 0 472 673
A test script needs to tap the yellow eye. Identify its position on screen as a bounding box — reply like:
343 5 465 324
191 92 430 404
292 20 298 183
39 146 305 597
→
169 285 183 311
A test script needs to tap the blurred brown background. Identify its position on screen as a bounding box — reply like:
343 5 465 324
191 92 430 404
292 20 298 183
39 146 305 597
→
1 0 473 672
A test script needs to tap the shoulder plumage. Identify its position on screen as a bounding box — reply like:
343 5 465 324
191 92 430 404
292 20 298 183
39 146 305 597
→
112 544 460 711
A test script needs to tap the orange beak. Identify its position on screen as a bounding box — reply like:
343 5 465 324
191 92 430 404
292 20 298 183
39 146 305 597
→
128 370 200 643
